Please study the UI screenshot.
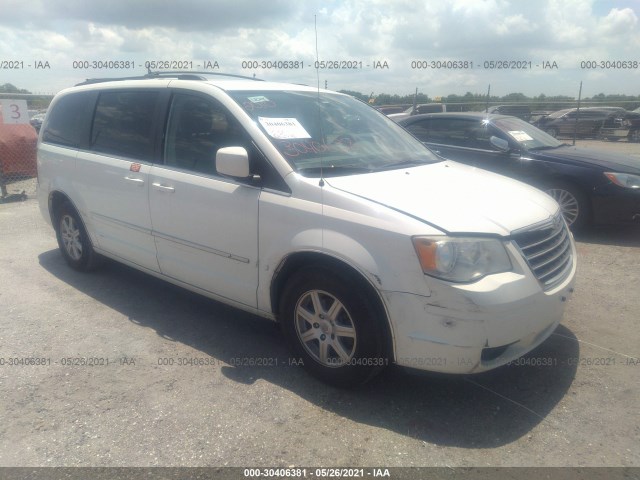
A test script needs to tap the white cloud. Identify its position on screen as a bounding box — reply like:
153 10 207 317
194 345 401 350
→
495 14 537 36
544 0 594 47
1 0 638 97
45 33 75 51
597 7 638 38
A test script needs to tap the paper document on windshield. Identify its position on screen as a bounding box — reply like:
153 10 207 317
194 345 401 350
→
259 117 312 139
509 131 534 142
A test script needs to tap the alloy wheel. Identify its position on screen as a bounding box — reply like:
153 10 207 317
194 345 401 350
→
294 289 357 368
60 214 83 261
546 188 579 226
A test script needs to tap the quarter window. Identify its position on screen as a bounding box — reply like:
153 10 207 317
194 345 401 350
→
42 91 96 148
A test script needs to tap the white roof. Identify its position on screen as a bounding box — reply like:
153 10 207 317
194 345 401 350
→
66 75 336 96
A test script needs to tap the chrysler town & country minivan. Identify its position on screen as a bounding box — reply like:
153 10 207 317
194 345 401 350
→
37 72 576 386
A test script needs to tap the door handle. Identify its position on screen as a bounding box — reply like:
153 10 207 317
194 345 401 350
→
152 183 175 193
124 176 145 185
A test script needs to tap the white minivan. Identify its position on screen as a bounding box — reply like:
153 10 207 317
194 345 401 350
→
37 72 576 386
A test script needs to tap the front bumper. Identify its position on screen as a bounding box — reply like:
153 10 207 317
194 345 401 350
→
592 184 640 225
384 241 577 374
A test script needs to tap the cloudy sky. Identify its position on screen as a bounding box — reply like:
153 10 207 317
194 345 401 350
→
1 0 639 100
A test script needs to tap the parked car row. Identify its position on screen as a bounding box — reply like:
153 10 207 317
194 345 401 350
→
29 112 47 132
386 103 448 121
532 107 638 141
398 112 640 229
487 105 532 122
380 104 640 143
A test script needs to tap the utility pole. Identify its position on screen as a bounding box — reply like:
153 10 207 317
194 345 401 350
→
573 81 583 146
485 84 491 113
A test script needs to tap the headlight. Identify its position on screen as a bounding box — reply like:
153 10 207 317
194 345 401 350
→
604 172 640 189
412 236 512 282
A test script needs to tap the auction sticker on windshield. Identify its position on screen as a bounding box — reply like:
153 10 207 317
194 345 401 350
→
258 117 311 139
248 96 271 103
509 130 534 142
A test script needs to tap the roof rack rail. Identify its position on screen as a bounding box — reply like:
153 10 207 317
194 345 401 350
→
76 71 264 86
147 71 264 81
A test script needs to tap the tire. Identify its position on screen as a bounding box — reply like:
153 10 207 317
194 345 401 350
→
55 202 102 271
544 182 590 230
280 266 388 387
545 127 558 138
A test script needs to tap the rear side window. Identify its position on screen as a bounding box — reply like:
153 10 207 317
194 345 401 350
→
91 91 159 161
42 91 96 148
404 119 430 140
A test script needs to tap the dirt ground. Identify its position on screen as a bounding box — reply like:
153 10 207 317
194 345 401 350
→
0 139 639 470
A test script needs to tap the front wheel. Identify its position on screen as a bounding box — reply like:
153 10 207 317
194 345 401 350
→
280 267 388 387
544 182 590 230
545 127 558 138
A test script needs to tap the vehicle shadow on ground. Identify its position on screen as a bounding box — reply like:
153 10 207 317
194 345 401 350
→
39 249 579 449
573 224 640 247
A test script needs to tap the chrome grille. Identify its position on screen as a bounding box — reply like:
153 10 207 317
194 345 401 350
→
511 215 574 291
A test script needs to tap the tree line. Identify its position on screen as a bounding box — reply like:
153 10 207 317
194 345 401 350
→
340 89 640 111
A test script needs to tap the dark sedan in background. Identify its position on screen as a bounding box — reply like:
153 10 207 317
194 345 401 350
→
533 107 625 139
398 112 640 229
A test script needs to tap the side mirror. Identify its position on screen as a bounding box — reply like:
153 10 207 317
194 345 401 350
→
216 147 250 178
489 136 510 152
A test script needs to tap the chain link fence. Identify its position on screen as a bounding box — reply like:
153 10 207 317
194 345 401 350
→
0 97 50 203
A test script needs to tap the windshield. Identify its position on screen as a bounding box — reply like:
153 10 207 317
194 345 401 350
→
230 90 439 176
493 116 564 150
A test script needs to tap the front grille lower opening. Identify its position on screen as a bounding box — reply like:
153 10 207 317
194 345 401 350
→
481 344 510 362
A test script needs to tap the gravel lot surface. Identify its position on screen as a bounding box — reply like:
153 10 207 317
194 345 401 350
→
0 139 639 469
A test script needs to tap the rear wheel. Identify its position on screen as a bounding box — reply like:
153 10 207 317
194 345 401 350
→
280 267 388 387
55 202 102 271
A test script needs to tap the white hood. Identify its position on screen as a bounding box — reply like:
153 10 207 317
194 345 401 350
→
325 161 559 236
